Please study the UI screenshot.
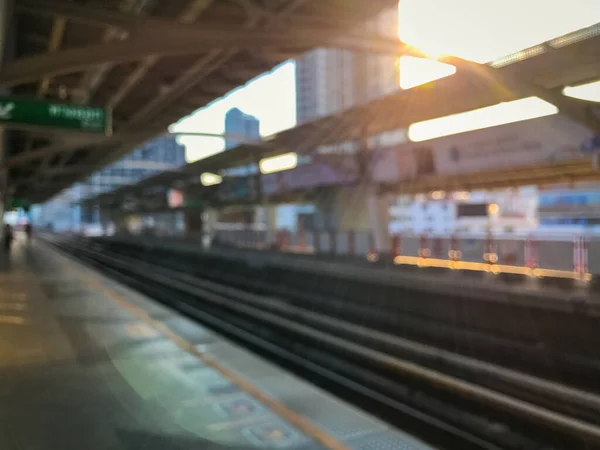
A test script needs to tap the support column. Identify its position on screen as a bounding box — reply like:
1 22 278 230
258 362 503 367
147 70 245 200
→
201 208 218 247
0 0 11 230
354 47 392 254
366 188 392 253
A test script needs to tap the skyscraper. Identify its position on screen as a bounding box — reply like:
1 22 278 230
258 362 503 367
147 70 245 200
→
295 6 399 124
224 107 260 150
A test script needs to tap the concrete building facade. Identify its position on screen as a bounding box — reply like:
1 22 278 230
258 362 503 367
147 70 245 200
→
38 136 186 231
295 6 399 124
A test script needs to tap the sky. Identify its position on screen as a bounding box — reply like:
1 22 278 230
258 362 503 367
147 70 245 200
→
399 0 600 63
171 0 600 164
170 61 296 163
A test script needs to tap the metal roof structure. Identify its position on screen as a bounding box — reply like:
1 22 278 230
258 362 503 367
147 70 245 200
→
2 0 401 202
83 22 600 208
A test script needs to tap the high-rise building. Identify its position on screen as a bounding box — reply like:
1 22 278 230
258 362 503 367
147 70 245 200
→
295 6 399 124
224 107 260 150
38 136 186 230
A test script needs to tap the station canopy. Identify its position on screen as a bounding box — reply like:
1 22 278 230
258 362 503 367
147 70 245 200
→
3 0 400 203
4 1 600 204
83 17 600 207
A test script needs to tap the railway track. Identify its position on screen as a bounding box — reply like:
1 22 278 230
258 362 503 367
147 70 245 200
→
95 237 600 392
43 235 600 450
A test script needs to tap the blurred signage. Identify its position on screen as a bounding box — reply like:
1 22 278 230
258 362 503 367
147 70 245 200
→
217 206 256 224
372 115 591 183
261 155 358 195
0 95 111 135
140 193 166 211
580 135 600 154
167 189 184 208
183 198 205 209
9 198 30 211
457 203 488 217
121 194 138 212
217 176 257 202
538 204 600 215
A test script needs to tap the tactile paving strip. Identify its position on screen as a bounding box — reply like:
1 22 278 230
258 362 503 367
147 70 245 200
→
241 418 311 448
346 432 430 450
255 377 387 441
213 393 269 420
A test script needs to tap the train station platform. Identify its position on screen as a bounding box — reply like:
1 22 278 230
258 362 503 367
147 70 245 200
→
0 238 435 450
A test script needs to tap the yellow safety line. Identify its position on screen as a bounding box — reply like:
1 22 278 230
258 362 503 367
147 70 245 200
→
60 254 350 450
392 255 592 281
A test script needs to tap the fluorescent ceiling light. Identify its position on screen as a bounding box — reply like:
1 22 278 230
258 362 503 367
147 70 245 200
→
563 80 600 102
398 0 600 63
399 56 457 89
408 96 558 142
259 152 298 174
200 172 223 186
429 190 446 200
453 191 471 201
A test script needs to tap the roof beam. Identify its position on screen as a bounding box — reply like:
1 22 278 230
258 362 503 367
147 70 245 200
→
6 135 109 168
73 0 155 105
16 0 383 33
16 0 146 31
123 0 385 128
37 16 67 97
0 27 405 88
106 0 215 111
71 0 316 177
15 0 394 47
444 55 600 134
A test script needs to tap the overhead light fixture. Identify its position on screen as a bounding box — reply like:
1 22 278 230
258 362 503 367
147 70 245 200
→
563 80 600 102
453 191 471 201
429 190 446 200
408 96 558 142
200 172 222 186
259 152 298 174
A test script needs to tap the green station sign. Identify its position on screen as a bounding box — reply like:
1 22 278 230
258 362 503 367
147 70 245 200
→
8 198 31 212
0 95 111 135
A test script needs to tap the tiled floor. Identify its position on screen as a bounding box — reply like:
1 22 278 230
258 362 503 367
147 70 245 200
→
0 238 436 450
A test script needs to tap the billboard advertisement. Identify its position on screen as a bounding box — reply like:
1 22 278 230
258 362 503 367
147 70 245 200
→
372 115 592 183
167 189 184 209
261 154 359 196
140 193 167 211
217 176 257 202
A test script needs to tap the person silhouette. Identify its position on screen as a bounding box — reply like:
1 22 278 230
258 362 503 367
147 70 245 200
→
3 224 14 253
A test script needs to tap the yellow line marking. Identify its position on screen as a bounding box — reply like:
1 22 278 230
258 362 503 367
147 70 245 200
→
125 322 158 338
393 255 591 281
70 255 349 450
0 303 28 311
0 315 28 325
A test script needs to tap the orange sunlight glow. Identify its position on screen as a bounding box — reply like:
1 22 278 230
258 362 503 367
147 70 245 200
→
398 0 599 64
399 56 457 89
396 0 599 89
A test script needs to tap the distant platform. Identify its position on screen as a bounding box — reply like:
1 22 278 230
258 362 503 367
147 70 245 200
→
0 238 435 450
97 235 600 313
